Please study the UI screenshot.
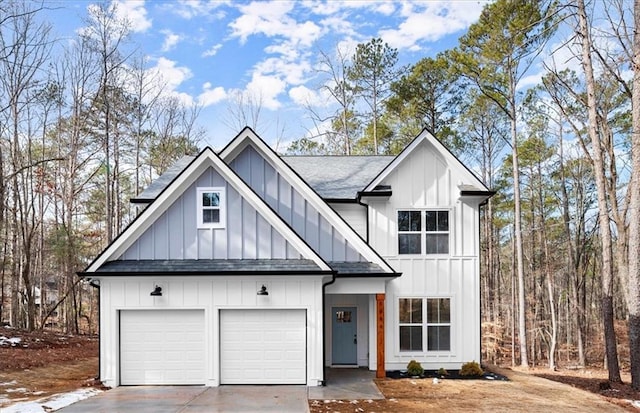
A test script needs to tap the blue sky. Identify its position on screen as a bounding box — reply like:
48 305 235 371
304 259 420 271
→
47 0 491 150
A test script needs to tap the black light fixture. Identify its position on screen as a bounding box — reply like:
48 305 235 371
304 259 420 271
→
257 285 268 296
150 285 162 296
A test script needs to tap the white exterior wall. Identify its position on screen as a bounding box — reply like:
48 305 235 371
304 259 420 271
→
329 203 368 240
96 275 325 387
365 139 482 370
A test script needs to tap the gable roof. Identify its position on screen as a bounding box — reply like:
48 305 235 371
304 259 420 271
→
84 146 332 273
220 127 397 274
363 128 493 201
282 156 393 200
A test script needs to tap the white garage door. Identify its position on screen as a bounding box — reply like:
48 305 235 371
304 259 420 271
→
220 309 306 384
120 310 205 385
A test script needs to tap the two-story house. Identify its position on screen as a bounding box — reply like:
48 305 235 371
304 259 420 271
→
80 127 493 387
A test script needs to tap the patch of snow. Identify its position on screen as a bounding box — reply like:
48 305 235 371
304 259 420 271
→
1 388 102 413
0 336 21 346
0 380 17 386
631 400 640 408
6 388 28 393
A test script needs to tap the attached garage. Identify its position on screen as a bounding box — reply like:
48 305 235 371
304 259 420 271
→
220 309 306 384
120 309 205 385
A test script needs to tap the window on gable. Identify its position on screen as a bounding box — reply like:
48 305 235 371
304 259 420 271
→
197 187 225 228
399 297 451 352
398 210 449 255
425 211 449 254
398 211 421 254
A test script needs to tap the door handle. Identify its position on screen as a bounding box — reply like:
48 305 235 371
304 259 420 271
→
353 335 357 344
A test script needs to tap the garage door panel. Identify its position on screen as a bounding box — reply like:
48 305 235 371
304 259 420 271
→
220 309 306 384
120 310 205 385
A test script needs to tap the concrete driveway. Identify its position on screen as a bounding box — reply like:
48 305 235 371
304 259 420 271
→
55 369 381 412
56 385 310 413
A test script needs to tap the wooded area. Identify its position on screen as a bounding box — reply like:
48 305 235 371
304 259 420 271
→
1 0 640 388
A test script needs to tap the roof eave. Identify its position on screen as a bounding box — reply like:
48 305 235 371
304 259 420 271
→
79 270 335 277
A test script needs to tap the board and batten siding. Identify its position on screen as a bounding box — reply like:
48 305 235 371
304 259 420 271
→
329 203 368 240
97 275 325 387
230 145 365 263
120 167 300 261
365 139 482 369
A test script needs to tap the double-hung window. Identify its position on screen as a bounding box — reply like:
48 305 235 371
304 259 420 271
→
398 210 449 255
197 187 225 229
399 298 423 351
399 298 451 352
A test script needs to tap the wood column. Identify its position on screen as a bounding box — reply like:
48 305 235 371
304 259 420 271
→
376 293 385 378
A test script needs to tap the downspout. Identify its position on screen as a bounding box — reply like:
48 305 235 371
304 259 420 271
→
321 271 337 386
88 279 101 382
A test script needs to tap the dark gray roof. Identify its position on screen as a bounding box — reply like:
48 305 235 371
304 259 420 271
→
94 259 326 274
329 261 395 276
282 156 394 199
133 155 196 202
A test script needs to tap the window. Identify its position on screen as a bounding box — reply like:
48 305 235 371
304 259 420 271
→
398 211 421 254
426 298 451 351
197 187 225 228
398 210 449 255
425 211 449 254
399 298 423 351
399 298 451 352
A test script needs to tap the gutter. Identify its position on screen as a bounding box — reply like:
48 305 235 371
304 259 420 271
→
320 271 338 386
88 279 101 383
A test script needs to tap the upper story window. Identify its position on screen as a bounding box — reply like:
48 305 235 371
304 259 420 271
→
398 210 449 255
197 187 225 229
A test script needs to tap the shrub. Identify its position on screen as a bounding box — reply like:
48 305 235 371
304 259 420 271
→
437 367 449 377
460 361 483 377
406 360 424 377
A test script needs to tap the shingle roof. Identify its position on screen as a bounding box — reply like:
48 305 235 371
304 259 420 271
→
132 155 195 202
282 156 394 199
133 154 394 202
329 261 391 276
93 259 326 274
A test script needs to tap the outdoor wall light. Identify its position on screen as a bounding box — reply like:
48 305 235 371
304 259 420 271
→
150 285 162 296
257 285 269 296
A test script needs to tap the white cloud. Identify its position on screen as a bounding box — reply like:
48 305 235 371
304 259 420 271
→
198 82 227 106
161 30 182 52
289 85 317 106
379 1 485 50
147 57 194 105
245 73 286 110
202 43 223 57
254 56 311 86
112 0 152 33
229 1 322 47
168 0 230 19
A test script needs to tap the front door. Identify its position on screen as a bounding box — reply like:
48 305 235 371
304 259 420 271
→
332 306 357 365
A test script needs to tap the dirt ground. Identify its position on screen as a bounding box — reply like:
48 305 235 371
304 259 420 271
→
0 327 100 408
313 365 640 412
2 327 640 412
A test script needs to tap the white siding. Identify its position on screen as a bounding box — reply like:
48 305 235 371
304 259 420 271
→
364 138 483 370
97 275 325 388
121 167 302 261
330 203 368 240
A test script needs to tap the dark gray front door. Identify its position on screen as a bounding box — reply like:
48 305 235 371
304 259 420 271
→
332 306 357 365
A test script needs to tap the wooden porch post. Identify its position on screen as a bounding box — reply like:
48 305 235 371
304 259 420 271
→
376 293 385 378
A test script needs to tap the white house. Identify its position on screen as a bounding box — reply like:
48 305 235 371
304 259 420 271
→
80 127 493 388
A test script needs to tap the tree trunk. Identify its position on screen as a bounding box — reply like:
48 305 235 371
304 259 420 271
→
576 0 622 383
626 0 640 390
